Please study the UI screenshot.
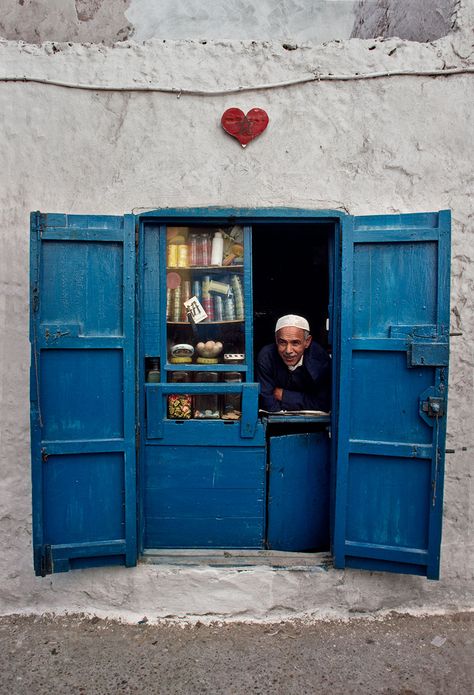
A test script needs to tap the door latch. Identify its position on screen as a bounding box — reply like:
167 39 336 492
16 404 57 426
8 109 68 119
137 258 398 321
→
421 396 445 418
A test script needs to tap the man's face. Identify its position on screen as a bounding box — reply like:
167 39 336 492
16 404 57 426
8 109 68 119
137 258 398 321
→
275 327 312 367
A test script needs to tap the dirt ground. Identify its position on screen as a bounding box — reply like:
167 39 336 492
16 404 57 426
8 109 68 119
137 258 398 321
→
0 612 472 694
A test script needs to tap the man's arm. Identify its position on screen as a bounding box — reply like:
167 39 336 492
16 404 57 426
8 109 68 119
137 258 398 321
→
280 389 325 411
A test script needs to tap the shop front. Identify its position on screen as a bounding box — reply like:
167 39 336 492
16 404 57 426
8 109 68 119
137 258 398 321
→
30 208 450 579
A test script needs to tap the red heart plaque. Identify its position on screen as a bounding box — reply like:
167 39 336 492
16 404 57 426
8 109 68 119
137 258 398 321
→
221 108 269 147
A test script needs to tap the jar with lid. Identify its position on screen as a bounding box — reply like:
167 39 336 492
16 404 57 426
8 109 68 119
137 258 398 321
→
168 371 192 419
146 358 161 383
222 372 242 419
193 371 220 419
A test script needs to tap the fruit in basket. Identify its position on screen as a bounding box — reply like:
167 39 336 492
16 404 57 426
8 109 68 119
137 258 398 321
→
195 341 223 358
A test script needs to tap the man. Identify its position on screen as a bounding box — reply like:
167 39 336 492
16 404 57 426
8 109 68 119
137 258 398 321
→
256 314 330 412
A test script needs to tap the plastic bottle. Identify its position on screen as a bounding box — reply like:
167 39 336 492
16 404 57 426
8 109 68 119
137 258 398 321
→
211 231 224 266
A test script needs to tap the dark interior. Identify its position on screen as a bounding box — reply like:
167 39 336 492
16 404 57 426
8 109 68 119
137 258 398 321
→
252 223 331 361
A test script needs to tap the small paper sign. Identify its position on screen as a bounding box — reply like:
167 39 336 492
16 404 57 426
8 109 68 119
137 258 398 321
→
184 296 207 323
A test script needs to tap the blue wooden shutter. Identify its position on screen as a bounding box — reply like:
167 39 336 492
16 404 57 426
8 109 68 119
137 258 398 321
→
30 213 137 575
334 211 450 579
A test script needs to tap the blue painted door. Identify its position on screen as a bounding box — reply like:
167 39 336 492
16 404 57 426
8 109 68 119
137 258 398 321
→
334 211 450 579
30 213 137 574
267 432 329 551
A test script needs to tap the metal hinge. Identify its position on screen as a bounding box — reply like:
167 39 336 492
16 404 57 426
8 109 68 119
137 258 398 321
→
135 423 141 451
39 544 53 577
32 285 40 313
421 396 445 418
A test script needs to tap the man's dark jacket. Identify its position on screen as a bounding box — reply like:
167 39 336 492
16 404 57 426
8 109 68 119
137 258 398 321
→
256 342 331 412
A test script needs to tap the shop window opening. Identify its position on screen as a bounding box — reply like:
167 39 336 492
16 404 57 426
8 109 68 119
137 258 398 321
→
253 223 332 554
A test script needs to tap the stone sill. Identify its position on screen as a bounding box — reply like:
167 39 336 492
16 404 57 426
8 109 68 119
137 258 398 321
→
141 549 332 570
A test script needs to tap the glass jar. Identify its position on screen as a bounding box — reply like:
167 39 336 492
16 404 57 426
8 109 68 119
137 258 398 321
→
146 358 161 383
193 371 220 419
222 372 242 419
168 371 192 420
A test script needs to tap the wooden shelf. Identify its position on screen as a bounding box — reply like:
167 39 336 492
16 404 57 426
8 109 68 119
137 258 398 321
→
167 265 243 271
167 320 244 325
163 364 247 372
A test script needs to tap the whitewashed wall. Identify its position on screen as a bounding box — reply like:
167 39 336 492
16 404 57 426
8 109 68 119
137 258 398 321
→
0 1 473 622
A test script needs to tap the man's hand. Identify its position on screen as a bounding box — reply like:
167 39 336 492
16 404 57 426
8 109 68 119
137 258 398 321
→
273 387 283 402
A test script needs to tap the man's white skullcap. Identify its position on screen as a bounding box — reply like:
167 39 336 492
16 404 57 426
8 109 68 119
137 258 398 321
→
275 314 310 333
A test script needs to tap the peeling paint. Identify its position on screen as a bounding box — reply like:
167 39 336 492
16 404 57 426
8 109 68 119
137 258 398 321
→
75 0 106 23
0 0 133 44
352 0 457 42
0 0 460 45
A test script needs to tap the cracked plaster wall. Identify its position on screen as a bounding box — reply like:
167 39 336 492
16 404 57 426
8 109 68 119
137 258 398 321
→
0 2 473 622
0 0 133 44
352 0 457 42
0 0 457 44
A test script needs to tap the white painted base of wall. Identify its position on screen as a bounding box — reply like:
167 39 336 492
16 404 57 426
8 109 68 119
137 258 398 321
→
4 561 474 624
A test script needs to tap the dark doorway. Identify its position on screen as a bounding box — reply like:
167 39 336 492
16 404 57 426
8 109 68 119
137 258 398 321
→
252 222 333 552
252 223 331 358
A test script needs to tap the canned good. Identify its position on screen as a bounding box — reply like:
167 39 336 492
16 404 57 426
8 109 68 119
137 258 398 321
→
172 286 181 322
167 243 178 267
214 295 223 321
177 244 189 268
